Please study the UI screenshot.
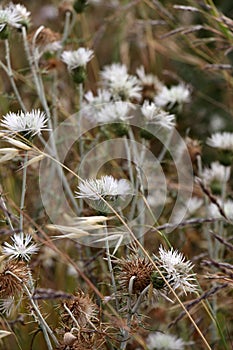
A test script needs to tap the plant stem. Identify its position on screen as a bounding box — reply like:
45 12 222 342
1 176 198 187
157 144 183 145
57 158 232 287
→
4 39 27 112
19 152 28 232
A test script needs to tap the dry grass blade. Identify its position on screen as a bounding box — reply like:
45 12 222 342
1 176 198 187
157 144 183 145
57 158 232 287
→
196 178 228 220
160 25 204 39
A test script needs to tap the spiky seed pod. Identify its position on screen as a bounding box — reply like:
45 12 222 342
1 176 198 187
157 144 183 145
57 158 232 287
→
0 260 30 298
116 254 155 294
63 291 98 327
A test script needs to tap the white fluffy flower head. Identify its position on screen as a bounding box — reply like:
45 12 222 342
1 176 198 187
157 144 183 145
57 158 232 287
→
141 100 175 130
61 47 94 70
136 66 163 90
101 63 142 101
156 246 197 295
154 83 191 109
146 332 185 350
83 89 112 120
0 3 30 30
208 198 233 221
96 101 131 123
75 175 132 201
206 132 233 151
1 109 48 138
202 161 231 185
3 233 39 261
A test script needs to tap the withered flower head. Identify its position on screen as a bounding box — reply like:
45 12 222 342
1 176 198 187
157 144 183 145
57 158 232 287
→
63 291 98 327
28 27 61 57
0 260 30 298
116 254 155 294
186 137 202 164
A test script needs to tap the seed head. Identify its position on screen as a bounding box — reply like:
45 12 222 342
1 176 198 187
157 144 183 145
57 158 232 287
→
116 254 155 294
0 260 30 298
63 291 98 327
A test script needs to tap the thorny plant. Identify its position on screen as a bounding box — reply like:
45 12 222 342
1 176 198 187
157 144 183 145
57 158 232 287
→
0 1 233 350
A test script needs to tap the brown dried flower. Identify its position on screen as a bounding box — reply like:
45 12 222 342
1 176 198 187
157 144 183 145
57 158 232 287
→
116 254 155 294
186 137 202 164
0 260 30 298
62 291 98 328
28 27 60 48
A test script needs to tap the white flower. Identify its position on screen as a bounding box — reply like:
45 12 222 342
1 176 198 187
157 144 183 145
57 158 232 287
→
96 101 131 123
0 297 16 317
3 233 39 261
146 332 185 350
136 65 164 90
156 246 197 295
202 161 231 185
141 101 175 130
101 63 128 82
174 196 203 222
186 197 203 216
0 3 30 30
101 63 142 101
61 47 94 70
75 175 132 201
1 109 48 138
9 3 30 26
208 199 233 221
84 89 112 105
82 89 112 119
154 84 191 109
206 132 233 151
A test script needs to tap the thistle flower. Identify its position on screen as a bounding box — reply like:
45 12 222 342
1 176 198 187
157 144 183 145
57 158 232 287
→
84 89 112 106
3 233 39 261
206 132 233 151
0 260 30 298
146 332 185 350
61 47 94 70
1 109 48 139
154 246 197 295
208 198 233 221
96 101 131 123
0 296 15 317
202 161 230 194
0 3 30 37
136 66 163 90
63 291 98 327
82 89 112 120
75 175 132 201
101 63 142 101
115 254 155 294
136 66 164 100
154 84 191 109
141 100 175 130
